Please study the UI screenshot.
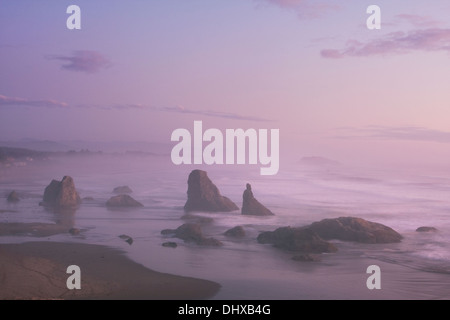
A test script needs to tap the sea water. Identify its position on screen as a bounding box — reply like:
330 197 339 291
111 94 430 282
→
1 154 450 299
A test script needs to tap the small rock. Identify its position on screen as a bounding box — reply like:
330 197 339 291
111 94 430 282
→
162 242 178 248
416 226 438 232
118 234 133 245
292 254 321 262
161 223 223 247
7 191 20 203
224 226 246 238
69 228 80 235
106 194 143 208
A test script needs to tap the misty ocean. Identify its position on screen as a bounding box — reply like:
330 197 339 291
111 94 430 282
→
1 154 450 300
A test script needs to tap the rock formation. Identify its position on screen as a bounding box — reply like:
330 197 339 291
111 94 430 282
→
41 176 81 207
113 186 133 194
257 227 337 253
224 226 246 238
308 217 402 243
416 226 438 232
106 194 143 208
241 183 274 216
184 170 238 212
7 191 20 203
161 223 223 246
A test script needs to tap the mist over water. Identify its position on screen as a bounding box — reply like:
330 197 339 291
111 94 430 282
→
1 153 450 299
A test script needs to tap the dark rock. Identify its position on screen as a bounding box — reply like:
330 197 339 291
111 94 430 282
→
113 186 133 194
82 196 94 201
416 226 438 232
69 228 80 235
161 223 223 247
184 170 238 212
308 216 402 244
106 194 143 207
162 242 178 248
257 227 337 253
42 176 81 207
292 254 321 262
242 183 274 216
118 234 133 245
224 226 246 238
7 191 20 203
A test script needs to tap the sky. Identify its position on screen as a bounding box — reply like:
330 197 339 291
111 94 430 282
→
2 0 450 167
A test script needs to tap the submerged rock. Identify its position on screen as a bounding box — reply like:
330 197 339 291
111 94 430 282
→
161 223 223 246
41 176 81 208
241 183 274 216
292 254 321 262
162 242 178 248
184 170 238 212
416 226 438 232
224 226 246 238
257 227 337 253
308 217 402 244
119 234 133 245
113 186 133 194
7 191 20 203
69 228 80 235
106 194 143 208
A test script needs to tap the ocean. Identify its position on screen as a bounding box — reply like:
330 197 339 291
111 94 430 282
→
1 153 450 299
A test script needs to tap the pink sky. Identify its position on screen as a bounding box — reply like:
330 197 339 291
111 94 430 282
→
2 0 450 167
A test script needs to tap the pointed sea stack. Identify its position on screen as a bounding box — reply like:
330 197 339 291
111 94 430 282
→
7 191 20 203
41 176 81 208
241 183 274 216
184 170 238 212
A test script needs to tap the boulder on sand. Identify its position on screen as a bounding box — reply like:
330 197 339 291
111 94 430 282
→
241 183 274 216
41 176 81 208
183 170 238 212
106 194 143 208
257 226 337 253
308 216 403 244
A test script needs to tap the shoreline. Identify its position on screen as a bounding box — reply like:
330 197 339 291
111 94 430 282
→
0 241 220 300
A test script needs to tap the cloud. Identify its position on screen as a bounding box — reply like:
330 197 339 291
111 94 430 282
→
255 0 340 19
0 94 271 121
395 14 440 28
336 126 450 144
321 28 450 58
0 94 68 108
47 50 111 73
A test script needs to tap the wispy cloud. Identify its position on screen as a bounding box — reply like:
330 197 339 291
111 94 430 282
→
321 28 450 58
0 94 68 108
395 14 440 28
0 94 270 121
336 126 450 144
255 0 340 19
47 50 111 73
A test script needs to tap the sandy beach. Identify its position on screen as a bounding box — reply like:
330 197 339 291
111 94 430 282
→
0 241 220 300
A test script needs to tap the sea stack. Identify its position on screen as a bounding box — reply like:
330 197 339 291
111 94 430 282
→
7 191 20 203
41 176 81 208
241 183 274 216
184 170 238 212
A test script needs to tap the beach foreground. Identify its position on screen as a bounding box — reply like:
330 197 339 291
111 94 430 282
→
0 241 220 300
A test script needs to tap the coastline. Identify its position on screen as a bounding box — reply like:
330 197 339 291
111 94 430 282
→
0 241 220 300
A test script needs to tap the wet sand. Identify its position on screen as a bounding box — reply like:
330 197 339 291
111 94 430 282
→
0 241 220 300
